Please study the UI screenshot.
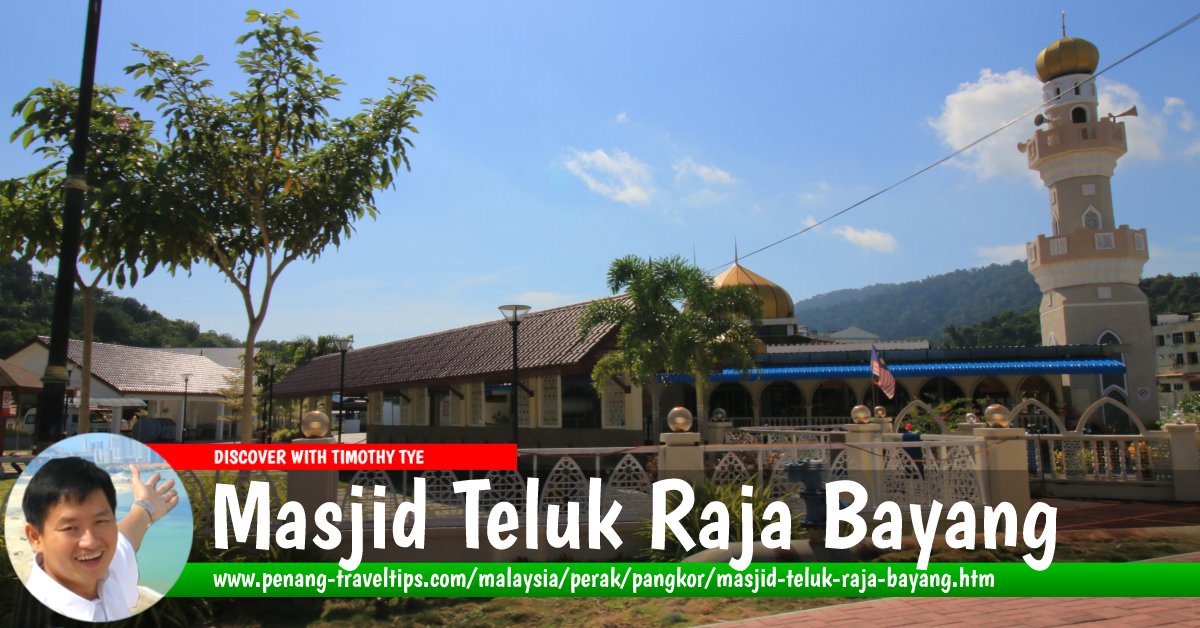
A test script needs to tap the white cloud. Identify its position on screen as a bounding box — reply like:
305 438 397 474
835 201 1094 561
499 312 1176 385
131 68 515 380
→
673 157 736 185
1097 81 1163 161
615 111 630 125
680 189 729 206
928 69 1191 179
563 148 654 206
1163 97 1194 132
1187 140 1200 157
929 68 1042 180
801 215 820 229
831 226 897 252
800 182 832 205
976 244 1027 264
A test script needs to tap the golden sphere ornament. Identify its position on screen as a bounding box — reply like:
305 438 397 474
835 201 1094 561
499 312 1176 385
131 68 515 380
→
667 407 694 432
301 410 331 438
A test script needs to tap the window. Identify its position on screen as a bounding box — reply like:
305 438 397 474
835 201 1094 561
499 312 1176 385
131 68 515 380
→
1050 237 1068 256
1071 107 1087 124
1134 233 1146 252
1174 333 1185 345
1082 183 1096 196
1188 352 1199 365
1094 233 1115 250
1157 335 1166 347
1083 206 1102 230
1175 383 1185 391
1187 331 1196 344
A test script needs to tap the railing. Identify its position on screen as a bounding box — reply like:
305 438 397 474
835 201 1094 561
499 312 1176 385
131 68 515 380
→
730 416 850 429
1023 433 1173 484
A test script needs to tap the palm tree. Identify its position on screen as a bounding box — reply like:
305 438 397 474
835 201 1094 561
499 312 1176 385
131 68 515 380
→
579 254 762 436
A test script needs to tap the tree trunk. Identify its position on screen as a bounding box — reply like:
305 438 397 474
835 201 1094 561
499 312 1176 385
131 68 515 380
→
649 384 662 439
694 376 708 435
77 286 95 435
239 324 261 443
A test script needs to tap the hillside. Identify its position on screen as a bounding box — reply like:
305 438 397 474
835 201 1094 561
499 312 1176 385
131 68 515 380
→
0 258 241 357
794 261 1042 341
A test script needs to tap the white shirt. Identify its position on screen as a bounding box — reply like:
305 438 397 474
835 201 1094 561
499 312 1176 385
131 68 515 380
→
26 531 139 622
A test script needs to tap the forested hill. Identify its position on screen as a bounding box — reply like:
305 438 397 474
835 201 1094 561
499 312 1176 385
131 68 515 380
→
795 260 1200 343
0 258 241 357
794 261 1042 341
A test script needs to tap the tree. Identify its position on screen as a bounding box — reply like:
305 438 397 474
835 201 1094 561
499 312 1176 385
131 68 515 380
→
126 10 435 441
1 82 170 434
578 255 761 433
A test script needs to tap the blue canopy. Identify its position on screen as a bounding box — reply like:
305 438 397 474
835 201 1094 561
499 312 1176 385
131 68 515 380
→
657 358 1125 383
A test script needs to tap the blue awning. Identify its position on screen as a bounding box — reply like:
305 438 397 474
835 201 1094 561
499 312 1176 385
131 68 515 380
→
658 358 1125 383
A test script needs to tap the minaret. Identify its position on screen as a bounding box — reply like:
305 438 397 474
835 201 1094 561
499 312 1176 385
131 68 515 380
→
1020 31 1157 424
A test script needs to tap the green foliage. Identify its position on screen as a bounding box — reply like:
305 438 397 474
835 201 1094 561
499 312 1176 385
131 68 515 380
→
942 309 1040 348
637 482 790 562
1141 274 1200 316
0 258 240 356
124 10 433 440
0 80 177 286
794 261 1041 340
1176 393 1200 419
905 397 978 433
578 255 762 418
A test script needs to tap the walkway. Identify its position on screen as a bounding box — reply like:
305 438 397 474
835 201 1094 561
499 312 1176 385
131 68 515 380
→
709 499 1200 627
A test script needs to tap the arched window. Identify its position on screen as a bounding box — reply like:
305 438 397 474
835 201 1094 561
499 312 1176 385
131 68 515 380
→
1082 206 1102 231
1071 107 1087 123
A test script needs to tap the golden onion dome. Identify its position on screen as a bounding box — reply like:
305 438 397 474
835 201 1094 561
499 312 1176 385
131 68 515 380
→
1036 36 1099 82
712 262 794 319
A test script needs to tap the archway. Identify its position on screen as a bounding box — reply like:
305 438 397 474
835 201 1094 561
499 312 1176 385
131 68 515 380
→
760 381 805 419
811 380 856 418
1018 376 1057 407
916 377 965 405
708 383 754 421
971 376 1010 408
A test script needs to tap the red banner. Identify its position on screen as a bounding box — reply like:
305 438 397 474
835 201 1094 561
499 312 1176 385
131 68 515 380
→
148 443 516 471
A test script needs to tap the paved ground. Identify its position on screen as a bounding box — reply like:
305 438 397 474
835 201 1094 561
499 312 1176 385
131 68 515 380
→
707 500 1200 627
1046 498 1200 530
713 593 1200 627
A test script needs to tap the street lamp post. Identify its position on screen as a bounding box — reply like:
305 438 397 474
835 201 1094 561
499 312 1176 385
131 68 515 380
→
181 372 191 442
32 0 104 455
335 337 353 443
498 305 531 447
266 355 276 443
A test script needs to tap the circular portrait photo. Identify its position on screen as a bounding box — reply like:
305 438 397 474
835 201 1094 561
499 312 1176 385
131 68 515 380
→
4 433 192 623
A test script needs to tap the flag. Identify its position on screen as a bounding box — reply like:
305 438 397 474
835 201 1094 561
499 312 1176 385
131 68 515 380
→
871 345 896 399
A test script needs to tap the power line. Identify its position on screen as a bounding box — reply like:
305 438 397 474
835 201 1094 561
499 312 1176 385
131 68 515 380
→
707 10 1200 274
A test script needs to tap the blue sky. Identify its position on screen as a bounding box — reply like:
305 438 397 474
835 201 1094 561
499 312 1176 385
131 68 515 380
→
2 2 1198 348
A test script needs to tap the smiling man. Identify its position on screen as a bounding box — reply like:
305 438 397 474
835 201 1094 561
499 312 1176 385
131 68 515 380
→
21 457 179 622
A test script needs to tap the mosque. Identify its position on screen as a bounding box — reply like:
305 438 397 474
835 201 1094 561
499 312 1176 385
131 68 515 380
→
273 31 1156 446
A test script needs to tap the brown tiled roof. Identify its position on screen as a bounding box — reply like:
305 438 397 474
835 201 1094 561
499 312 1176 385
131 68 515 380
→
0 358 43 391
273 298 624 396
33 337 235 396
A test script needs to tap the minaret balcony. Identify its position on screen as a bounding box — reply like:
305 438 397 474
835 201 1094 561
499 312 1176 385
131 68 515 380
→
1026 225 1148 290
1026 119 1127 168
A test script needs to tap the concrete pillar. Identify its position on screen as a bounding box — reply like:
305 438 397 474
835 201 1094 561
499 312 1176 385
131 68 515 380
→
288 436 338 524
844 422 883 505
367 391 382 427
659 432 704 484
1165 423 1199 502
974 427 1031 515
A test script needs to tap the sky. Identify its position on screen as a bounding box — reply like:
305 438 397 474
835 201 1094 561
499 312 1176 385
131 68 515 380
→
2 2 1198 348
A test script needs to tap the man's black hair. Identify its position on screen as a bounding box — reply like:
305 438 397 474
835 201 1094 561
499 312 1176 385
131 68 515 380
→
22 456 117 531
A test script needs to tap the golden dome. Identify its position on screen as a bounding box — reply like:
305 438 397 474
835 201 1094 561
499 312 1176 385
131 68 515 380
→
712 262 794 319
1036 37 1099 82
